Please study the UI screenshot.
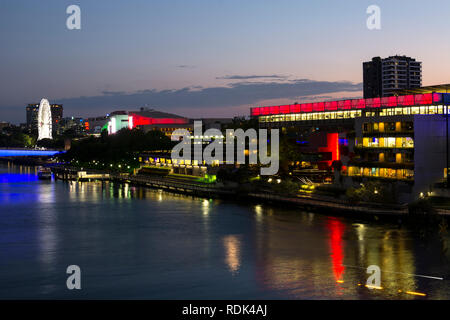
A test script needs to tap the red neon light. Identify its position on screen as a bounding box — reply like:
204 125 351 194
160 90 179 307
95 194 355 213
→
269 106 279 114
433 93 442 103
313 102 324 112
290 104 301 113
343 100 352 110
251 107 260 116
415 93 433 105
251 93 448 117
398 95 415 106
279 105 290 114
129 113 188 129
324 101 338 111
318 133 340 167
352 99 365 109
330 101 338 110
301 103 313 113
372 97 381 108
381 96 397 107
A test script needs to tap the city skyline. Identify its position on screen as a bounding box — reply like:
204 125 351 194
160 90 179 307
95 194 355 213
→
2 0 450 123
2 1 450 304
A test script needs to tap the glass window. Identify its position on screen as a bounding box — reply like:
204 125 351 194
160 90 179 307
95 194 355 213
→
363 138 369 147
405 137 414 148
368 137 379 147
373 123 379 131
363 123 369 132
411 107 420 115
387 122 396 131
387 137 396 148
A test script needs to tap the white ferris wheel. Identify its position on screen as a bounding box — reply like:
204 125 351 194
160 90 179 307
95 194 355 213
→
37 98 52 141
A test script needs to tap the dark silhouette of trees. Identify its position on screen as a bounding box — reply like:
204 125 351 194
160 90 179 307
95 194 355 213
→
61 128 175 164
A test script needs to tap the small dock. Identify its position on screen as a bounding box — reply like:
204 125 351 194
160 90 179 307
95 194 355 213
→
52 166 110 181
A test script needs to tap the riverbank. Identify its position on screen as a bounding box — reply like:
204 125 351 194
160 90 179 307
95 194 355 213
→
50 165 420 219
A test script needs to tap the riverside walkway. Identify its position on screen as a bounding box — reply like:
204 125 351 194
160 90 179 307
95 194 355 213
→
52 166 412 216
111 173 236 196
248 193 409 216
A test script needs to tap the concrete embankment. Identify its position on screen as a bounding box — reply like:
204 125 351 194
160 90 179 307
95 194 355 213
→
248 193 408 217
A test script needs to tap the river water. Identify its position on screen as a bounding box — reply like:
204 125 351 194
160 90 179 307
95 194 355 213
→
0 164 449 299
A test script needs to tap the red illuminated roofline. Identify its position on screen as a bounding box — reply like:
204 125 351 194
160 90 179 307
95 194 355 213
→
128 113 189 129
251 93 450 116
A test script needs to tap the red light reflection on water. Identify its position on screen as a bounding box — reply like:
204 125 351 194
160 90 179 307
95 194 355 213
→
327 218 346 282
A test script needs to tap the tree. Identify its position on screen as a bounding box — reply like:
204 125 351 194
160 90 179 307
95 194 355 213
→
346 180 396 204
278 133 304 175
60 128 175 164
0 125 36 148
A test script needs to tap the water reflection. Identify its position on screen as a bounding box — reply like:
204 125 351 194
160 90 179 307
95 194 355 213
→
223 235 241 275
327 218 346 283
249 205 446 299
37 180 58 294
0 164 449 299
202 199 210 216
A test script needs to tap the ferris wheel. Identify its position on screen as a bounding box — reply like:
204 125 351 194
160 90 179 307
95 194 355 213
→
37 98 52 141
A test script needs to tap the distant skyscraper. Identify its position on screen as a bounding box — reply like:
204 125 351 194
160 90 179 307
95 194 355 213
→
363 55 422 98
363 57 382 99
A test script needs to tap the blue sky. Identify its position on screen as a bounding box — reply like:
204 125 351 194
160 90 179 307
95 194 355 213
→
1 0 450 123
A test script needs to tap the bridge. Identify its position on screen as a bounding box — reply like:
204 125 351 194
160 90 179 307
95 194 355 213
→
0 149 63 157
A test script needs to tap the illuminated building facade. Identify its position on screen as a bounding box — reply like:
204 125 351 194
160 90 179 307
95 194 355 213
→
251 92 450 201
128 109 192 137
138 152 208 177
107 114 129 135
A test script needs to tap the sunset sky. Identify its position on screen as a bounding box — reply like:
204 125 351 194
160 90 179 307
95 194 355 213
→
1 0 450 123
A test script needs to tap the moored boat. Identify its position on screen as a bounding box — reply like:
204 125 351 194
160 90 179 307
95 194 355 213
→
37 167 52 180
